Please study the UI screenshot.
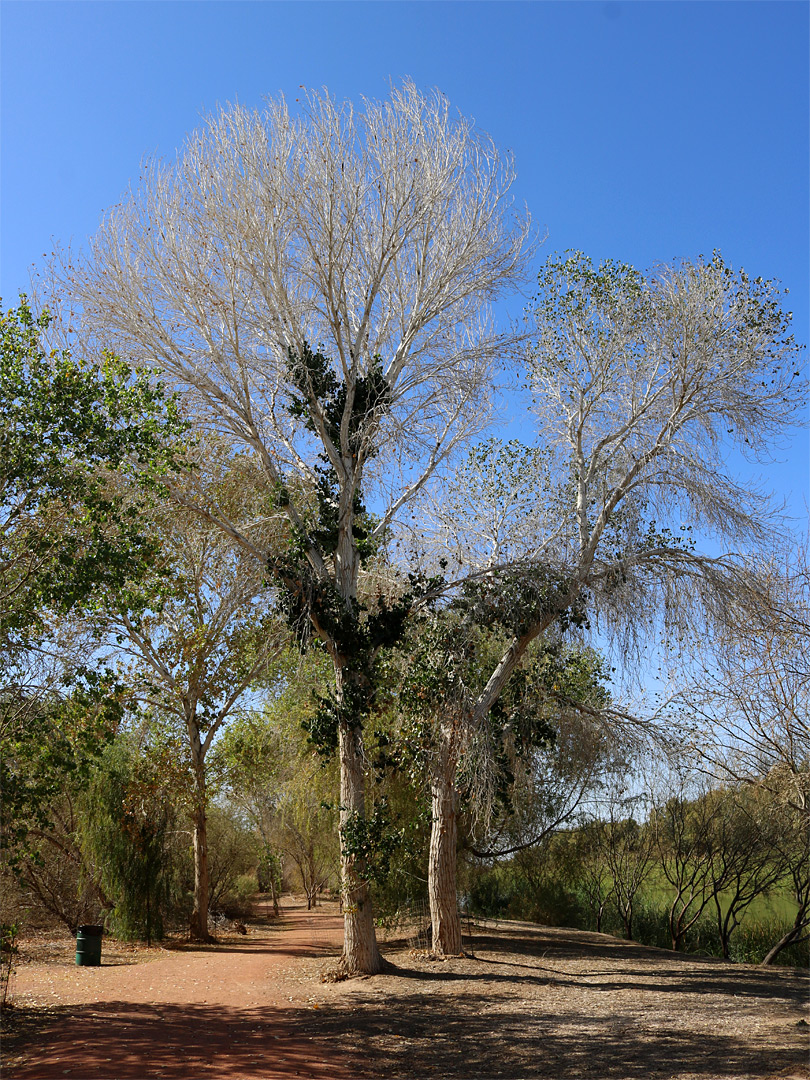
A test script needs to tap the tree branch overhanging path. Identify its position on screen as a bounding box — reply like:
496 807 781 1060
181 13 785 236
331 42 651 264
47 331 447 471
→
53 81 534 975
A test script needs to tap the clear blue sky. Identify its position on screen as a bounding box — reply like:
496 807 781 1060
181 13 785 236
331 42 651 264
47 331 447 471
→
2 0 808 512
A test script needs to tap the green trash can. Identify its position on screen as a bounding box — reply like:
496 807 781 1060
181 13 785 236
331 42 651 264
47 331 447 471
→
75 924 104 966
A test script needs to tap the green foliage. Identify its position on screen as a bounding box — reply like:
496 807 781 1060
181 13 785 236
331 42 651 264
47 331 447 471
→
205 808 260 915
233 874 260 903
367 806 431 918
13 792 109 933
491 639 608 750
1 922 18 1009
339 797 406 887
532 251 647 346
290 571 443 757
213 677 341 904
457 565 589 638
286 342 391 466
0 299 187 653
465 848 808 967
465 867 514 919
727 918 810 967
79 734 182 942
0 298 188 867
276 341 389 576
0 669 124 862
256 847 283 894
398 614 610 831
266 344 442 760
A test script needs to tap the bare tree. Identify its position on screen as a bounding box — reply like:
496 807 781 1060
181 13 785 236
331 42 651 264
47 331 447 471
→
571 820 615 933
416 250 805 954
444 252 806 713
761 800 810 965
666 545 809 962
704 786 785 960
277 796 339 910
52 82 532 973
597 786 656 942
651 768 717 951
674 546 809 815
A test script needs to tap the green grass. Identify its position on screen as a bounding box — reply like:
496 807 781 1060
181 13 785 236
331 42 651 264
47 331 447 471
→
641 866 799 924
466 863 808 967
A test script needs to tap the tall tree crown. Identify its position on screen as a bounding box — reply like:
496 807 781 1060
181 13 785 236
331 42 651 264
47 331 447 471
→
57 81 532 521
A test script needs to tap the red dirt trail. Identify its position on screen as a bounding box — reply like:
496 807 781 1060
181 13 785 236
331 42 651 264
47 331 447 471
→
6 901 354 1080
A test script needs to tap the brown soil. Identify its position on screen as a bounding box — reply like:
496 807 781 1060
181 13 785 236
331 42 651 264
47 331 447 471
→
3 898 808 1080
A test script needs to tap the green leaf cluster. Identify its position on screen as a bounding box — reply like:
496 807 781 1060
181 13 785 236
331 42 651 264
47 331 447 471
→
0 299 188 652
339 797 405 887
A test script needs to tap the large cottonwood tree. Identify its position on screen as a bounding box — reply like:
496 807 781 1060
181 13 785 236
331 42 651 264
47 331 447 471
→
419 250 806 954
52 82 532 973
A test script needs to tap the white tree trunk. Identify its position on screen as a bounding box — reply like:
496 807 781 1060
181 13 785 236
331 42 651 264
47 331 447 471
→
338 716 383 974
189 758 211 942
428 761 462 957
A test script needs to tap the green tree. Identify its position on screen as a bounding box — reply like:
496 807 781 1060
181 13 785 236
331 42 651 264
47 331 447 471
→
1 667 124 861
400 614 610 955
704 786 785 959
413 250 804 950
93 445 289 940
80 732 183 943
0 300 184 654
0 299 186 853
214 660 340 911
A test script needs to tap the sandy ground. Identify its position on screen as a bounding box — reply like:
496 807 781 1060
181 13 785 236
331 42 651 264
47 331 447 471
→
3 898 808 1080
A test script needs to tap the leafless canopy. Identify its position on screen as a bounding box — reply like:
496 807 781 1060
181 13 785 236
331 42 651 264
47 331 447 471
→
52 81 532 563
672 546 810 814
45 81 534 973
420 252 806 717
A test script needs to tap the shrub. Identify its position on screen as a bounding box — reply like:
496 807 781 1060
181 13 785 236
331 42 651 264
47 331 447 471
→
79 736 184 942
234 874 259 902
466 867 514 919
207 809 259 917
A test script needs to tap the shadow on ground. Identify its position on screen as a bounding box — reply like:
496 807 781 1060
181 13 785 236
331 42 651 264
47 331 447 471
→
5 919 807 1080
4 990 803 1080
3 1000 353 1079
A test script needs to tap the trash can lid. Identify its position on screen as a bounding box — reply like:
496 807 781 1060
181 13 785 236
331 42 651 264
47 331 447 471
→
76 924 104 935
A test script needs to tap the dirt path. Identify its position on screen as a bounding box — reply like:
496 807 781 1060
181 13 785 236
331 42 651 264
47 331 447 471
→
5 899 351 1079
4 903 809 1080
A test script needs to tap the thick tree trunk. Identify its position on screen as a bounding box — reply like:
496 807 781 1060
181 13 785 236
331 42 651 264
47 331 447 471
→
189 757 212 943
428 765 462 957
338 717 383 974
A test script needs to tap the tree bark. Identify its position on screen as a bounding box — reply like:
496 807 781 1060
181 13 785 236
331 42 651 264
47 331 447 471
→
761 921 809 965
338 716 383 975
428 762 462 957
189 755 212 943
